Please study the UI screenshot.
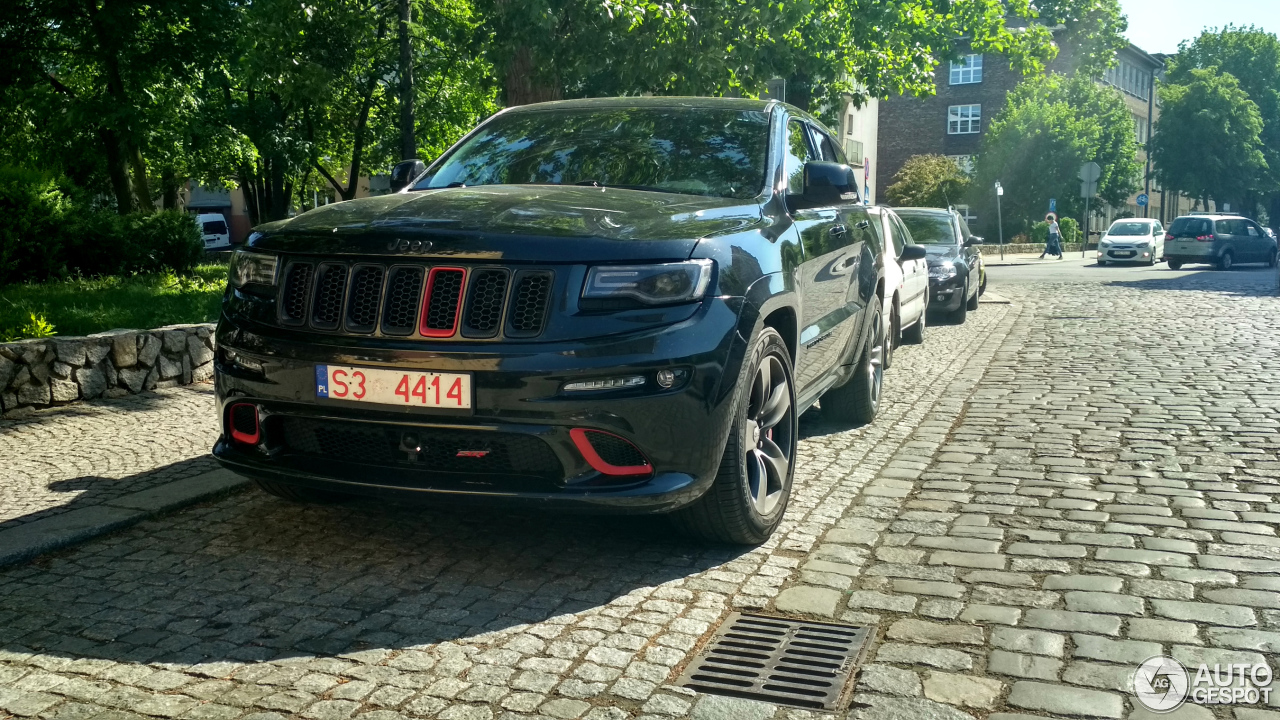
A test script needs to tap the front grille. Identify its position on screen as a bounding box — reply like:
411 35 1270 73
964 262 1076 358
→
381 267 424 336
584 431 649 469
462 269 509 338
422 268 465 336
277 417 563 478
508 271 553 337
276 259 551 340
311 263 348 330
279 262 314 325
345 265 385 333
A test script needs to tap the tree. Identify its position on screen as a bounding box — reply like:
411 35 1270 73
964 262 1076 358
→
885 155 972 208
1150 68 1267 213
1164 26 1280 220
970 73 1142 240
478 0 1127 121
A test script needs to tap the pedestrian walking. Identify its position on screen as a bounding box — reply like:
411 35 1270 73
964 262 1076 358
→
1040 213 1064 259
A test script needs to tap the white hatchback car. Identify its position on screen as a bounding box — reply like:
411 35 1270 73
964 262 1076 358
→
1097 218 1163 265
872 206 930 368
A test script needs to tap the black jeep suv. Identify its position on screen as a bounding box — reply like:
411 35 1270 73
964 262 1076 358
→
213 97 886 544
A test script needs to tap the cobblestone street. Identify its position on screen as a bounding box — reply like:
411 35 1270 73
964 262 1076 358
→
1 265 1278 720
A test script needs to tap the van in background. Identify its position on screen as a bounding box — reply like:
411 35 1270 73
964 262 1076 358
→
196 213 231 250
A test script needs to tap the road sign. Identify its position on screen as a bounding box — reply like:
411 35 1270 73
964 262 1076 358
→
1137 194 1149 207
1049 198 1056 213
1079 162 1102 183
1080 181 1098 199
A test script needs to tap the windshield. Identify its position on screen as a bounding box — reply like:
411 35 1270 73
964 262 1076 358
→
896 213 957 245
1108 221 1151 236
413 107 770 199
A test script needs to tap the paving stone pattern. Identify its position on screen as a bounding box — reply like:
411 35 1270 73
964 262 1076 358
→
0 386 220 529
0 276 1277 720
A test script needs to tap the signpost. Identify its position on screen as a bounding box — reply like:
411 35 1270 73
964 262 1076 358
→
1049 198 1056 214
995 181 1004 260
1136 193 1148 208
1080 162 1101 257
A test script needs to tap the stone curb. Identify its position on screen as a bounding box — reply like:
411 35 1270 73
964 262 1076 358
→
0 468 248 567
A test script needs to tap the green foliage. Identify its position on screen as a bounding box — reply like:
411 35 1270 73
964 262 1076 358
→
885 155 972 208
0 264 226 341
1160 27 1279 215
1059 216 1080 244
0 167 204 284
1151 68 1267 211
970 73 1141 241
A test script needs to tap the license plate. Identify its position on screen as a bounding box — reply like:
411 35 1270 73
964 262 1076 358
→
1115 251 1134 257
316 365 472 409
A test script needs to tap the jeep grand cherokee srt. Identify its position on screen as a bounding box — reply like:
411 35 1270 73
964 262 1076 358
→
213 97 886 544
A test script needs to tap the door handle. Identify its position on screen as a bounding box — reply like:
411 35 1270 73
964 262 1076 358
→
830 224 847 236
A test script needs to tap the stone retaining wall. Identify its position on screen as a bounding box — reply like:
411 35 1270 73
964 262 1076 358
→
979 243 1094 255
0 324 216 416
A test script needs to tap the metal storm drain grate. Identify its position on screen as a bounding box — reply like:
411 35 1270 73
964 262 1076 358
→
677 612 873 711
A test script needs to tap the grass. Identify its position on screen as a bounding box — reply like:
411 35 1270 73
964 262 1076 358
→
0 263 228 341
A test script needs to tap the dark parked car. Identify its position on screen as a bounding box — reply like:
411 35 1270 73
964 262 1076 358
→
213 97 887 544
893 208 983 322
1163 214 1279 271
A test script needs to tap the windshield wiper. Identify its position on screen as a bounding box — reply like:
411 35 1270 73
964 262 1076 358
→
572 181 691 195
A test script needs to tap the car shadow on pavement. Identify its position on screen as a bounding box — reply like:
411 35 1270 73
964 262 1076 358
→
0 456 222 533
1105 268 1279 297
0 479 750 670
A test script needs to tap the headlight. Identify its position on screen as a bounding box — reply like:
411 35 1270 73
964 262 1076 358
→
582 260 713 305
229 249 279 288
1134 240 1150 248
928 264 957 280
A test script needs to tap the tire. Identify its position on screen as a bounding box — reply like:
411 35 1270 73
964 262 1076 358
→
903 306 926 344
979 267 987 296
966 280 979 311
1218 251 1233 271
1147 251 1156 266
253 478 351 503
821 301 884 426
952 280 969 323
1168 259 1183 270
883 303 898 370
1268 250 1277 268
1098 259 1106 266
673 327 797 545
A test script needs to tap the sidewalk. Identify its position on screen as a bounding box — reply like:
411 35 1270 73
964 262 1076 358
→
983 252 1088 267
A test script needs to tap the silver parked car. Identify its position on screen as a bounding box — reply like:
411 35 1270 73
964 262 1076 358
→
871 206 929 368
1164 214 1278 271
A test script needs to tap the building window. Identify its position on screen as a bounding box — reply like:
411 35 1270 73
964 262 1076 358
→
947 105 981 134
950 54 984 85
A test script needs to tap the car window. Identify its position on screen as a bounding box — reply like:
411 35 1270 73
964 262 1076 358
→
412 107 771 199
1215 219 1238 235
883 214 903 258
956 213 973 241
896 212 958 246
202 220 228 235
891 215 916 247
785 119 815 196
1247 223 1260 236
1170 217 1210 236
812 126 842 163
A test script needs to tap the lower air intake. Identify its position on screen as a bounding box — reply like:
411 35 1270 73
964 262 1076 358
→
677 613 872 711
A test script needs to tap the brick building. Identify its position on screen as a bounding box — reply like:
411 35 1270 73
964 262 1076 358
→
876 39 1182 232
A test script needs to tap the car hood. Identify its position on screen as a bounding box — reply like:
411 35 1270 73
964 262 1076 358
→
923 245 961 264
249 185 766 263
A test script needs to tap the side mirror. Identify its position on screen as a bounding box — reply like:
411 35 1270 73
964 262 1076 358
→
963 236 984 247
900 245 928 261
390 159 426 192
788 161 858 211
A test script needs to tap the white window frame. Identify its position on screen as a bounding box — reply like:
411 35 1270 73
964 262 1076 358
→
947 104 981 134
949 54 984 85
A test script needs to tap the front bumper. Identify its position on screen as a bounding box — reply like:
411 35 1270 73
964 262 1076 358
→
213 297 748 513
1098 246 1155 263
928 275 965 311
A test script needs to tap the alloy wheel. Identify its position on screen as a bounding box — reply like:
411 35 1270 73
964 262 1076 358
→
866 313 884 411
744 355 794 516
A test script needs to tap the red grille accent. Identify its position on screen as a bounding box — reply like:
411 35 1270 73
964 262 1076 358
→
229 403 260 445
420 267 466 337
570 428 652 477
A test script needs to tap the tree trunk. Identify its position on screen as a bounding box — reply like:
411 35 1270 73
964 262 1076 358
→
161 168 179 210
240 165 261 226
398 0 415 160
268 158 291 221
99 128 135 215
504 46 562 107
127 146 153 212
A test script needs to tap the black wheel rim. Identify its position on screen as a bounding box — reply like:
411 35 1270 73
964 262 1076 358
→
744 354 793 515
